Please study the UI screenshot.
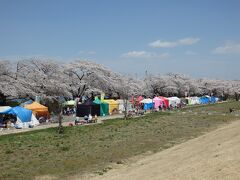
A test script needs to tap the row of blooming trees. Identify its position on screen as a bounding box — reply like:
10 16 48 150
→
1 58 240 104
1 58 239 132
144 73 240 100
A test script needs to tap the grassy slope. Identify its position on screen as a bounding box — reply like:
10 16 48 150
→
0 101 240 179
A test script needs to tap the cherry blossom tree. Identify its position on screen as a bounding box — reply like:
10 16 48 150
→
1 58 240 112
16 58 72 133
0 60 35 103
63 60 128 99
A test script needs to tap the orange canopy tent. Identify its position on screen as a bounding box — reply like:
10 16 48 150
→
25 102 49 118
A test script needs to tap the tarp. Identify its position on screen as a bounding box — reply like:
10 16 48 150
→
6 98 28 106
102 99 119 114
94 98 109 116
76 99 100 117
25 102 49 117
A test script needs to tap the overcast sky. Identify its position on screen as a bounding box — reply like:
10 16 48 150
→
0 0 240 80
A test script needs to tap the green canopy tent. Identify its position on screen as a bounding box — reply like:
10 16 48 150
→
64 100 75 106
93 98 109 116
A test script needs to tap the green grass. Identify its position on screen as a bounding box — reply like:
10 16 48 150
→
0 101 240 179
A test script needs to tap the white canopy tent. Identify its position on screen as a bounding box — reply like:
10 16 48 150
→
116 99 133 112
140 98 153 104
0 106 11 113
167 97 181 107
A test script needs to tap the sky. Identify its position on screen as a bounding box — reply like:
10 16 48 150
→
0 0 240 80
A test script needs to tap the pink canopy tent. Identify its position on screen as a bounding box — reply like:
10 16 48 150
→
153 97 163 109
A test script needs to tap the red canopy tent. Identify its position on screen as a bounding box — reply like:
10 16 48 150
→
136 96 144 103
159 96 169 109
130 96 144 109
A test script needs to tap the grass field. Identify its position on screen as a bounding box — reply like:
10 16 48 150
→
0 101 240 179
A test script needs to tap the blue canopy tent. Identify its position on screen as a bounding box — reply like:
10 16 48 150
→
199 96 210 104
210 96 217 103
143 103 154 110
140 99 154 111
0 106 32 123
0 106 39 128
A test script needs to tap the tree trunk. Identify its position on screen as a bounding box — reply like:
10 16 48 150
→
57 112 64 134
235 92 240 101
0 93 6 106
124 99 128 120
223 93 229 101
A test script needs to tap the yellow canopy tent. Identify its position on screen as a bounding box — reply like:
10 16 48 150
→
25 102 49 118
102 99 119 114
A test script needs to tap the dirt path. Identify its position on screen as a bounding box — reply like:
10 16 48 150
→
0 114 124 136
85 120 240 180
